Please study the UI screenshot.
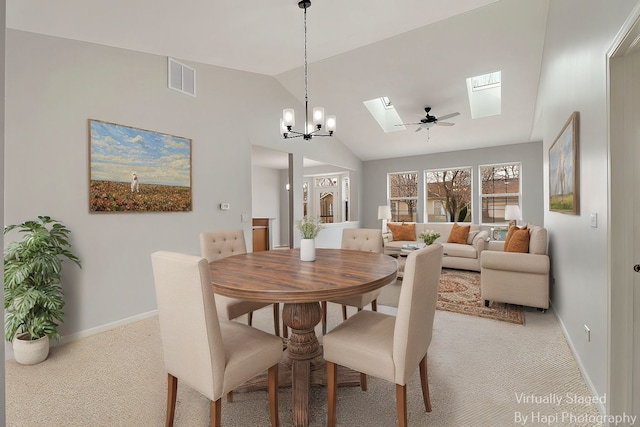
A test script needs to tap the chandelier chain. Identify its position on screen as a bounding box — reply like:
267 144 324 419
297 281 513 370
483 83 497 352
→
304 5 308 101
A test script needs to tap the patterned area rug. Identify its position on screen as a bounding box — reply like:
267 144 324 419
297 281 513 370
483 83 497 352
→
378 268 525 325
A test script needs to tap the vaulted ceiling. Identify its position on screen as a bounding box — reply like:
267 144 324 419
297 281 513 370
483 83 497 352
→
7 0 549 163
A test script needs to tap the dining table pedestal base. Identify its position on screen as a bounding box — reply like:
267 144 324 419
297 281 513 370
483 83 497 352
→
233 301 362 427
283 301 322 427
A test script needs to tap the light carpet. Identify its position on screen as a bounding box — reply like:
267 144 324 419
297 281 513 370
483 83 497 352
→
378 268 525 325
6 304 603 426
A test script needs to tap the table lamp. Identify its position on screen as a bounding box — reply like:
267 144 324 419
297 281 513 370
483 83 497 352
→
505 205 521 227
378 205 392 231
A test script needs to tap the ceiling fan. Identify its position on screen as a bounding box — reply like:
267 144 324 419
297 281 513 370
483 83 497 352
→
396 107 460 132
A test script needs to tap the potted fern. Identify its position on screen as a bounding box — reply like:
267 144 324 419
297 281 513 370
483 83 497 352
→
4 216 81 364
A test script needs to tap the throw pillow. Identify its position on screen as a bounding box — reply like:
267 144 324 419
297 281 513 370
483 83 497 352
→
503 225 520 249
447 223 470 244
387 223 416 241
505 228 530 253
466 230 479 245
504 225 527 252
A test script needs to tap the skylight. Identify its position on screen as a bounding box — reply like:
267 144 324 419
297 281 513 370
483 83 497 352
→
363 97 405 133
466 71 501 119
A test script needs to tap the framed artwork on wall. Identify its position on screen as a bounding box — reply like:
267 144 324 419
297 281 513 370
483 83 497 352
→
549 112 579 214
89 119 192 213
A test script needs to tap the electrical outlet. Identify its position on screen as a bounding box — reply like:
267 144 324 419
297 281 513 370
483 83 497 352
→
584 324 591 342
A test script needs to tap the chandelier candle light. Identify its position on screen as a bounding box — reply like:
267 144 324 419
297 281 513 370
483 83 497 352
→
281 0 336 140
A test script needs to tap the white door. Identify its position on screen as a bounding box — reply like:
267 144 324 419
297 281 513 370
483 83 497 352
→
609 11 640 420
633 49 640 421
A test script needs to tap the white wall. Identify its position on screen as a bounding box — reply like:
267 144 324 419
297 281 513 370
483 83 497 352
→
538 0 637 405
361 142 544 229
4 29 362 340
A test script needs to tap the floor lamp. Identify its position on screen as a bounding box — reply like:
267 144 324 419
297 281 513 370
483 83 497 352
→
378 205 391 232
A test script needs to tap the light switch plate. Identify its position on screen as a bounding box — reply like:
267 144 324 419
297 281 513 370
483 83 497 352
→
590 213 597 228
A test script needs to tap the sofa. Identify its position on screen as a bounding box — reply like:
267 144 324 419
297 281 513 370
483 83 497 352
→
383 222 489 272
480 224 549 310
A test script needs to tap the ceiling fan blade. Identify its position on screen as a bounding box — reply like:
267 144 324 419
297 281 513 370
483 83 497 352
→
436 121 455 126
396 122 422 126
437 112 460 121
414 126 423 132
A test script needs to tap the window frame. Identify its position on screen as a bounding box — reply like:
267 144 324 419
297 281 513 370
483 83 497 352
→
479 162 522 225
424 167 473 223
387 171 419 222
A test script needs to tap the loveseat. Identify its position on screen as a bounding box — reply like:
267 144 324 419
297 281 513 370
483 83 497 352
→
383 222 489 272
480 224 549 310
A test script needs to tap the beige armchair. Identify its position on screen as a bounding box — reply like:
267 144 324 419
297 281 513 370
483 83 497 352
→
481 225 550 310
323 244 443 427
321 228 385 335
200 230 282 336
150 251 281 427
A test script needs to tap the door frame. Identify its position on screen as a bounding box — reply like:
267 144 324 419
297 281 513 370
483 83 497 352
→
607 2 640 419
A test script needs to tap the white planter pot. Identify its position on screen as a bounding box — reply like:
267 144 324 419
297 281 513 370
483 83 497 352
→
300 239 316 262
13 333 50 365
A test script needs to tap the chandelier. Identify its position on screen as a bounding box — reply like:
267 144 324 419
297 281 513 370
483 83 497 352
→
280 0 336 140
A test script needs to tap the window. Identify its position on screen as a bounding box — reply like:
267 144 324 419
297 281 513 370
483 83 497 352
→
388 172 418 222
425 168 472 222
466 71 501 119
303 181 309 217
480 163 521 224
342 177 350 222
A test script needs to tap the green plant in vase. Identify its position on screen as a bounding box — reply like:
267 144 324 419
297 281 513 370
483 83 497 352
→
296 216 324 239
419 230 441 245
296 216 324 261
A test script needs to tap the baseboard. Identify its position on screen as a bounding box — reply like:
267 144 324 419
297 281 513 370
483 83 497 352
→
4 310 158 361
551 302 606 417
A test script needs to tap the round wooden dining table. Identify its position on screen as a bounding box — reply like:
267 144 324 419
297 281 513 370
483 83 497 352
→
208 248 398 427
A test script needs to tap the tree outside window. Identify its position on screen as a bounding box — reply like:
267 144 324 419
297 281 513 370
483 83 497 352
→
388 172 418 222
425 168 472 222
480 163 521 224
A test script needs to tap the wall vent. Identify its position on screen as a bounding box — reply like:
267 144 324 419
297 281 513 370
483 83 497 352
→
168 58 196 97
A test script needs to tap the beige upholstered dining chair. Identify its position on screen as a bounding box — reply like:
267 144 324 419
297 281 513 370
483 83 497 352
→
151 251 281 427
321 228 384 335
323 243 443 427
200 230 282 337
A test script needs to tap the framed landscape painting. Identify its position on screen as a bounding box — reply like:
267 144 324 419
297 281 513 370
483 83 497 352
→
549 112 579 214
89 119 192 212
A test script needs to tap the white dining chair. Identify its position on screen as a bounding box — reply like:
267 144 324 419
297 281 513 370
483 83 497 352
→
200 230 282 337
321 228 384 335
151 251 281 427
323 243 443 427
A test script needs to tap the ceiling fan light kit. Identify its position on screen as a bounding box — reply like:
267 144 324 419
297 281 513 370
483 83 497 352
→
395 106 460 133
281 0 336 141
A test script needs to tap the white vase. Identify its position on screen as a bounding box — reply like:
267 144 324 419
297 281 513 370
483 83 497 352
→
13 333 50 365
300 238 316 261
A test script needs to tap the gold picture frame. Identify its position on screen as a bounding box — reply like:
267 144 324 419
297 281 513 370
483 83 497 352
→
89 119 192 213
549 112 579 214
